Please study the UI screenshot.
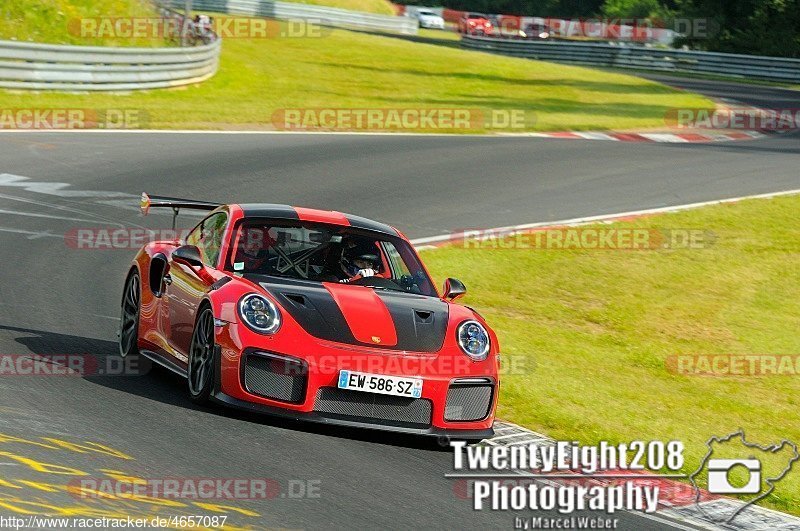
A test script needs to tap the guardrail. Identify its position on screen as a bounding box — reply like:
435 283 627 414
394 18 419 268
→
170 0 417 35
0 39 221 91
0 6 220 92
461 36 800 83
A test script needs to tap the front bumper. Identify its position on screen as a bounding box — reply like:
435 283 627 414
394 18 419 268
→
213 323 498 437
211 388 494 440
420 20 445 29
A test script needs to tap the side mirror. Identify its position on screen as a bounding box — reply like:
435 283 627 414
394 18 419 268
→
172 245 204 268
443 278 466 301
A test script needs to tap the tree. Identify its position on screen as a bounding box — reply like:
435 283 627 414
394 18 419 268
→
602 0 667 19
672 0 800 57
395 0 605 18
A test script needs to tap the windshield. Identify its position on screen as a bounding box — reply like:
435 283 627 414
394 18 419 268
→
418 11 435 16
225 220 437 296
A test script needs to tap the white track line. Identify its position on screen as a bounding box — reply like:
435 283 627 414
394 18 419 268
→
0 128 781 142
409 188 800 248
0 129 533 138
0 227 61 239
0 208 99 223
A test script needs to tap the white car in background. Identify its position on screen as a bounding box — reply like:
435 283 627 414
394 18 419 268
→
414 9 445 29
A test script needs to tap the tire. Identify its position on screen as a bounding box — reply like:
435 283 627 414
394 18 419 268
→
119 271 141 358
188 306 216 404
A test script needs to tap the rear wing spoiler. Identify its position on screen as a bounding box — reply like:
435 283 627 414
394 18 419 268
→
140 192 221 229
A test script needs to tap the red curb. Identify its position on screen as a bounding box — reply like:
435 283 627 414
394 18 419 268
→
610 133 650 142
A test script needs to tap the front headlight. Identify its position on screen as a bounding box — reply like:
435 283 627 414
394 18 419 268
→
239 293 281 334
457 320 490 361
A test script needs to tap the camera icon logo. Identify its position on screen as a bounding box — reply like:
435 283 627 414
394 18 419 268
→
707 458 761 494
689 430 799 524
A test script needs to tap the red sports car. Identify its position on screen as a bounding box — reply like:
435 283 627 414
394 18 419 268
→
458 12 493 35
119 194 499 440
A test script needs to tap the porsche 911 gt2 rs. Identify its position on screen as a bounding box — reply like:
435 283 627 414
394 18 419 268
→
119 194 499 439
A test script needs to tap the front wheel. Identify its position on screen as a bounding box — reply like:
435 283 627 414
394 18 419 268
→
188 307 216 404
119 271 141 358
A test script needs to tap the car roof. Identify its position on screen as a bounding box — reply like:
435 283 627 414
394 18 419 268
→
235 203 400 237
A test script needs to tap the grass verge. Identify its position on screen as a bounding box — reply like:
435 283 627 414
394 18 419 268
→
416 28 460 41
284 0 395 15
601 67 800 91
0 0 172 46
1 19 712 132
421 193 800 515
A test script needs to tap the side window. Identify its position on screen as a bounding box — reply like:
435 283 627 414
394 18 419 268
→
383 241 411 278
186 212 228 267
185 223 203 247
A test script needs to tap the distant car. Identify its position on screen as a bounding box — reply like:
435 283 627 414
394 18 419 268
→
521 22 552 40
458 13 493 36
414 9 445 30
119 194 499 440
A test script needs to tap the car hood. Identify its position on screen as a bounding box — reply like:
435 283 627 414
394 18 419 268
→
248 275 450 353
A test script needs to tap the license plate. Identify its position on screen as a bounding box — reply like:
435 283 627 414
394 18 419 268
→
337 370 423 398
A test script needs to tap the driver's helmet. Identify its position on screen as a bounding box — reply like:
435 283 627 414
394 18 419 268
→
238 227 274 258
348 254 378 276
341 238 379 276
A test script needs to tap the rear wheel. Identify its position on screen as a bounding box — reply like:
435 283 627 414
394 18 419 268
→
119 271 140 358
188 307 215 404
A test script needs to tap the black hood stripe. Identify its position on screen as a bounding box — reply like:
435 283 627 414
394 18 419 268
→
246 275 448 352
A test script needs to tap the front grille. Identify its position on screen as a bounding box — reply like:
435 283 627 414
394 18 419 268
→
445 382 493 422
242 352 307 404
314 387 432 428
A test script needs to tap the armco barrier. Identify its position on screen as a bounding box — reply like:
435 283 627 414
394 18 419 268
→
461 36 800 83
169 0 417 35
0 39 221 91
0 6 220 92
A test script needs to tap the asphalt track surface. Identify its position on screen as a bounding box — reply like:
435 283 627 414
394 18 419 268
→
0 76 796 530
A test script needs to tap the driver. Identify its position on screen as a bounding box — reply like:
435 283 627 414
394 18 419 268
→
234 227 274 271
339 253 379 283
